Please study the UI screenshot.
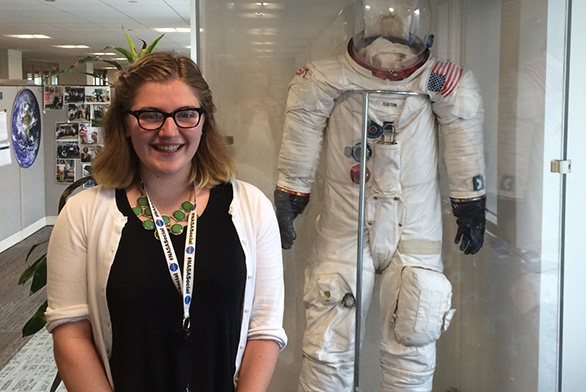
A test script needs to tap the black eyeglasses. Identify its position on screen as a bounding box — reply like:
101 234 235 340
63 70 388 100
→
127 108 204 131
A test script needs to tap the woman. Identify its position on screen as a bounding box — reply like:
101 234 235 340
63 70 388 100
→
45 52 287 392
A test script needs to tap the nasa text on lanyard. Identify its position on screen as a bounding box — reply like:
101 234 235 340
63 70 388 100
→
143 182 197 341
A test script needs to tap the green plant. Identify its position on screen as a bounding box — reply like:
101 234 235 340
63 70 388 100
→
18 239 49 336
43 29 164 84
104 29 165 65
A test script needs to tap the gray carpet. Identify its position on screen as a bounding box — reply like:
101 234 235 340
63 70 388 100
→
0 329 65 391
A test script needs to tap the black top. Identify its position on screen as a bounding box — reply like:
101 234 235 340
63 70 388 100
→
107 183 246 392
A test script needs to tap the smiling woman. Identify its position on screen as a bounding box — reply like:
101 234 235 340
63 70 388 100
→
44 52 287 392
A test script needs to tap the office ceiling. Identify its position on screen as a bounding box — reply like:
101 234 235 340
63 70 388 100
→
0 0 352 72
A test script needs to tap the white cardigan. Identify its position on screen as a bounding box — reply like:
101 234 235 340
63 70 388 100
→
46 180 287 387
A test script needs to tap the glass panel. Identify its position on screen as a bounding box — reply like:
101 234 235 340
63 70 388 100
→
200 3 353 390
433 0 566 391
200 0 566 391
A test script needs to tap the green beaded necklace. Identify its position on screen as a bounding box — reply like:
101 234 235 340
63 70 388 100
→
133 196 194 237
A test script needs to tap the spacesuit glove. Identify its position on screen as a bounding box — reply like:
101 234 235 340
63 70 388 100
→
451 196 486 255
274 187 310 250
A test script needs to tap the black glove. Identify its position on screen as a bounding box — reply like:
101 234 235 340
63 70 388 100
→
451 196 486 255
274 188 310 250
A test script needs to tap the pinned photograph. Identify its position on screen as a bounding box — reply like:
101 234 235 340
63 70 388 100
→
85 86 111 103
80 145 99 163
56 159 75 183
67 103 91 121
91 104 108 127
44 86 64 110
55 122 79 141
56 141 80 159
82 164 96 189
64 86 85 103
78 123 91 144
84 126 100 145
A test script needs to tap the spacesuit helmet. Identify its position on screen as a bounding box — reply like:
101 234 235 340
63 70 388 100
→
352 0 433 73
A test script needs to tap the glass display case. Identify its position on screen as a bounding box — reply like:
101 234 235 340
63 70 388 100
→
199 1 568 391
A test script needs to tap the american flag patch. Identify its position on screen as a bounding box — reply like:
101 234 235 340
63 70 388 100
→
428 61 463 97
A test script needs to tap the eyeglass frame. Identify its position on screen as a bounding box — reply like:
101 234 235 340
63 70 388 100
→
126 107 204 131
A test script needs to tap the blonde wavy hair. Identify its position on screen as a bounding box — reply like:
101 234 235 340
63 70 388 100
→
92 52 236 189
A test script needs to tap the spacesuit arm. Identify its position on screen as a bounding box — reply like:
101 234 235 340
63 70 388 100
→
276 60 343 194
275 60 343 248
431 64 486 254
432 68 486 200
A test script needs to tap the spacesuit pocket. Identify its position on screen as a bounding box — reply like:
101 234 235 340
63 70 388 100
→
393 267 456 347
371 143 401 197
317 273 352 305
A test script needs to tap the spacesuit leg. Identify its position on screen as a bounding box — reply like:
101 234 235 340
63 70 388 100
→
298 229 376 392
378 249 454 392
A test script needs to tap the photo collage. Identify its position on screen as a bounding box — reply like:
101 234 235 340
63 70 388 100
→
44 85 109 187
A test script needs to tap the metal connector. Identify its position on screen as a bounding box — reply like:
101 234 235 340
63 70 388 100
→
550 159 571 174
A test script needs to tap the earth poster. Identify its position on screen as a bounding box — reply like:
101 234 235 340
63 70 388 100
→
11 88 41 168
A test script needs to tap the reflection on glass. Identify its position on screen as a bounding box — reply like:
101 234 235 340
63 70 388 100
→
435 1 563 391
201 0 564 391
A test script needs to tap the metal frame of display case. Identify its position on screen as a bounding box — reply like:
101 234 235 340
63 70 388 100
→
352 89 429 391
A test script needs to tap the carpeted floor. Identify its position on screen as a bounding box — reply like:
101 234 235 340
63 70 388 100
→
0 227 66 391
0 329 65 391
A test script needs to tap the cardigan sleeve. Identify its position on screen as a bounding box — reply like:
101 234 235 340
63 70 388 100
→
45 191 91 332
241 183 288 349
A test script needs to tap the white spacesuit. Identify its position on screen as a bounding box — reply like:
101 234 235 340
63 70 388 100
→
274 1 486 391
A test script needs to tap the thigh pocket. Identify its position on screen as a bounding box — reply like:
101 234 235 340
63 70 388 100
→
303 273 357 358
317 273 355 307
393 267 456 347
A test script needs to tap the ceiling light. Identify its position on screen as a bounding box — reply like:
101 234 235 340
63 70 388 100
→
4 34 51 39
89 52 116 56
154 28 176 33
247 28 277 36
242 12 277 19
154 27 190 33
53 45 89 49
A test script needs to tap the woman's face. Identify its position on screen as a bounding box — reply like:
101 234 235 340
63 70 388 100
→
125 79 204 182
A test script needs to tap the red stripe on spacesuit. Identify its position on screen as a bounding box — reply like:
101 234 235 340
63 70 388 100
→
276 185 310 197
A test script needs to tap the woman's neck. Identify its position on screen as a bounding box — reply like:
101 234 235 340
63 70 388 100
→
139 172 195 213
